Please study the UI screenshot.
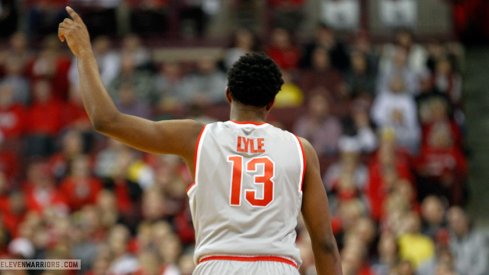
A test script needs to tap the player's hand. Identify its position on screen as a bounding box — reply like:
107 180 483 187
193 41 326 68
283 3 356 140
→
58 6 93 58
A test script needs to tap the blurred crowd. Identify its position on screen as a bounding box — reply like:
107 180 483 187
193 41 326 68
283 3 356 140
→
0 1 489 275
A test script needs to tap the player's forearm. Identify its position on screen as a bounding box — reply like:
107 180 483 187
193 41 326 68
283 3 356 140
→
312 238 343 275
76 52 120 132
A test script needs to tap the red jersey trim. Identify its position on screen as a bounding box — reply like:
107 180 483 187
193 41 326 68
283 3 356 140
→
198 255 299 269
294 135 307 192
229 120 267 126
187 125 207 193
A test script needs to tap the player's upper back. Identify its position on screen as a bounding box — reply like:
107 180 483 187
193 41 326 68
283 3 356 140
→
188 120 306 264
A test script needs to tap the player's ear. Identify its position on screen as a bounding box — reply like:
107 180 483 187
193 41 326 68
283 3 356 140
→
225 88 233 103
265 98 275 111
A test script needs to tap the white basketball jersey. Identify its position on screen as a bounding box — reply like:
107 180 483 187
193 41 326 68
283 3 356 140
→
188 120 306 266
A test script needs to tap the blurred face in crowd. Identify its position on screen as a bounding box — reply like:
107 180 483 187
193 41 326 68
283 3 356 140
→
32 80 53 103
389 75 406 94
428 123 453 149
436 58 452 75
118 84 137 106
421 196 445 225
270 28 292 49
62 130 83 156
9 32 28 52
108 225 130 257
93 36 111 55
71 155 91 178
196 56 218 74
447 207 469 236
351 51 367 74
308 93 331 119
234 28 254 50
402 211 422 234
0 84 14 108
311 47 331 70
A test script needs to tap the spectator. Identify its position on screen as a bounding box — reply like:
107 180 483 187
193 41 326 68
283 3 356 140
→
120 34 152 70
371 232 399 275
0 32 33 76
300 23 350 72
447 206 489 275
293 92 342 157
397 211 435 268
298 46 345 100
414 122 468 205
25 35 71 101
265 27 301 71
59 154 103 212
223 28 261 71
371 74 420 154
106 224 139 275
154 61 187 116
180 56 227 107
378 46 420 95
114 84 152 119
24 79 64 157
22 160 67 215
431 56 463 109
0 83 25 141
48 128 85 181
380 29 428 77
109 53 157 107
341 99 378 154
1 57 30 105
346 50 377 99
420 195 448 240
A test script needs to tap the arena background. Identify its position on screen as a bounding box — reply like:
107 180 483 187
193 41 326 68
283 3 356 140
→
0 0 488 274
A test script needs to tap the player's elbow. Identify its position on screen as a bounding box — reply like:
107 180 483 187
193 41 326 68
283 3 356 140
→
91 111 118 133
312 235 339 256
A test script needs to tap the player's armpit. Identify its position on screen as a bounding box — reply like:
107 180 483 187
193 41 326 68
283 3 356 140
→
299 137 343 275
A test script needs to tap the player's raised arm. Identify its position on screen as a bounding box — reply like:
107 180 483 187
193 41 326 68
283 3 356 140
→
299 137 343 275
58 7 203 163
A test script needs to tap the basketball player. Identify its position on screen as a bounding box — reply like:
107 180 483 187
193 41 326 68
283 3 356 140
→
59 7 342 275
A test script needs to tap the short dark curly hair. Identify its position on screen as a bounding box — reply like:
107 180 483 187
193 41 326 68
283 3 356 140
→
227 52 284 107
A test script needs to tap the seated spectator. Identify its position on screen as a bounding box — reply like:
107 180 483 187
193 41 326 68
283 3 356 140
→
340 99 377 154
346 50 377 99
25 35 71 101
0 190 27 237
265 27 301 71
22 160 67 215
447 206 489 275
293 92 342 157
298 46 345 98
371 74 420 154
414 123 468 205
180 56 227 107
109 53 157 107
60 155 103 212
0 32 33 76
115 84 152 119
397 211 435 268
417 244 457 275
299 23 350 72
223 28 261 71
24 79 64 157
0 83 25 141
120 34 152 70
378 46 420 96
379 29 428 77
420 98 463 150
1 57 30 105
420 195 448 241
323 138 368 196
48 129 85 181
431 56 463 110
154 61 187 117
106 224 139 274
371 231 399 275
367 128 413 221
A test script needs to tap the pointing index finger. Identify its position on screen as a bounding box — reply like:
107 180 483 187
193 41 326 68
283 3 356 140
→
66 6 82 23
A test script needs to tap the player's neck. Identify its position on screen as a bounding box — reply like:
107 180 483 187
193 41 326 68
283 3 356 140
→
229 102 268 123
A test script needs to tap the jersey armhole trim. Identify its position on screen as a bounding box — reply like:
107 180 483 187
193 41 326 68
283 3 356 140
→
187 124 208 193
294 135 307 192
